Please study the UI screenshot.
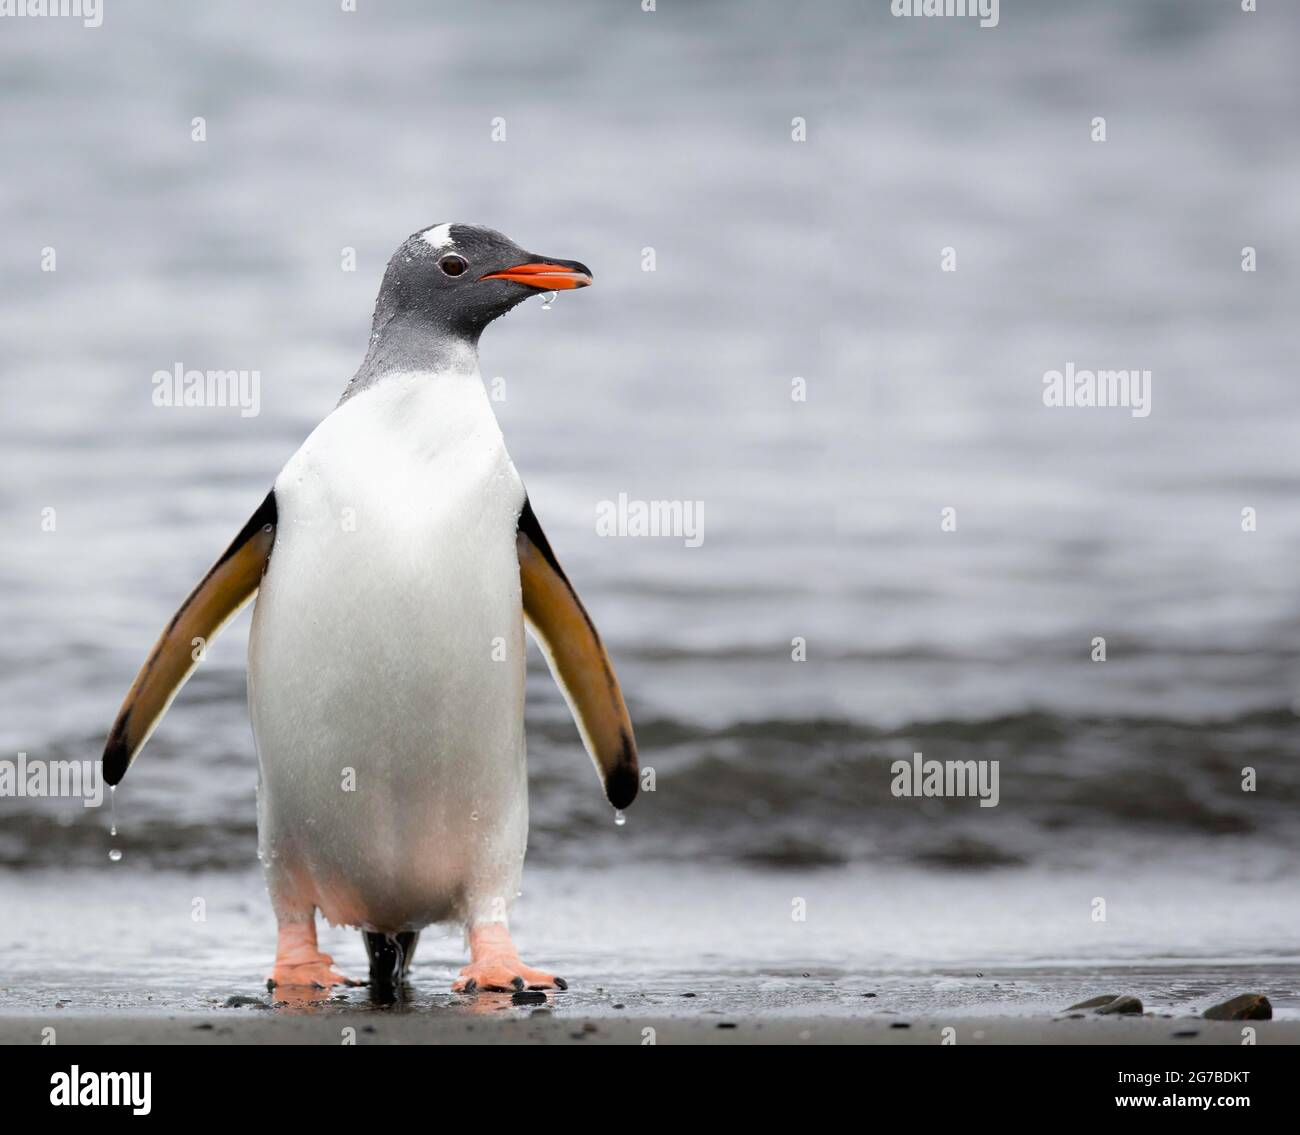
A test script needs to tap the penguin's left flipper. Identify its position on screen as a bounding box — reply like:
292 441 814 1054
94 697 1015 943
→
102 492 277 786
517 498 639 809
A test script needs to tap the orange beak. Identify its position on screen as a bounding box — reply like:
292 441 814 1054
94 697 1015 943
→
479 260 593 290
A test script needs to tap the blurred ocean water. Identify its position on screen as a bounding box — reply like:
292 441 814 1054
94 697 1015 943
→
2 1 1298 878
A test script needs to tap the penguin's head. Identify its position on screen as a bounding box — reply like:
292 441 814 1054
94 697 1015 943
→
375 222 593 342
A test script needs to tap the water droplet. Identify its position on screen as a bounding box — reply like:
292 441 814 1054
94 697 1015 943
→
614 809 626 827
108 849 123 862
109 784 117 838
540 290 557 311
471 811 479 821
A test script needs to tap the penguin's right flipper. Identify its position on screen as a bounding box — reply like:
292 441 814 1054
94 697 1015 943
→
516 498 639 809
102 492 277 785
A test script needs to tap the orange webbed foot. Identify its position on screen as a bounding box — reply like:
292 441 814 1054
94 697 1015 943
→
267 919 360 989
268 955 358 990
454 923 567 993
453 958 567 993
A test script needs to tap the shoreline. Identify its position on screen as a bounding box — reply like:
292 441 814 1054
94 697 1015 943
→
2 1012 1293 1046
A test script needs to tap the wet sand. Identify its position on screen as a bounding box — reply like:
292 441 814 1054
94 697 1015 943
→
2 1012 1295 1046
1 865 1296 1045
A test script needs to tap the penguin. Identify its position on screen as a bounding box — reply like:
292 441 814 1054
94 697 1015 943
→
102 223 638 994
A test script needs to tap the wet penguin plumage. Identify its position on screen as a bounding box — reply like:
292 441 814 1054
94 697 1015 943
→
103 223 638 994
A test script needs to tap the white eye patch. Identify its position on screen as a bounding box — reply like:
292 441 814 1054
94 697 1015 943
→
421 223 455 250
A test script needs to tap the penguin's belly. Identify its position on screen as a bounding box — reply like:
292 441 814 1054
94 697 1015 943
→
247 372 528 932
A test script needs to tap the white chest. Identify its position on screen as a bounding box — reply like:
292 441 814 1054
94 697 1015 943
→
278 369 522 536
250 368 528 774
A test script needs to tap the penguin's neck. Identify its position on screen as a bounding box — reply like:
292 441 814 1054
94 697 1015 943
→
342 313 480 403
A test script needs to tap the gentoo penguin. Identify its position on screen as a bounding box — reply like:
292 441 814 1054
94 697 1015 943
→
102 223 638 994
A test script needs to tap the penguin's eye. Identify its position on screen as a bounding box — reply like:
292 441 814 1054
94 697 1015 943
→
438 254 468 277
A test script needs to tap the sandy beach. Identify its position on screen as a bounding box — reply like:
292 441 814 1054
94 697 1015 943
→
1 864 1295 1046
3 1012 1295 1046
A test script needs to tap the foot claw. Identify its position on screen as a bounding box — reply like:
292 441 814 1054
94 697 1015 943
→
268 921 357 990
268 952 355 989
554 977 568 991
268 965 355 988
454 958 562 994
456 925 564 994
